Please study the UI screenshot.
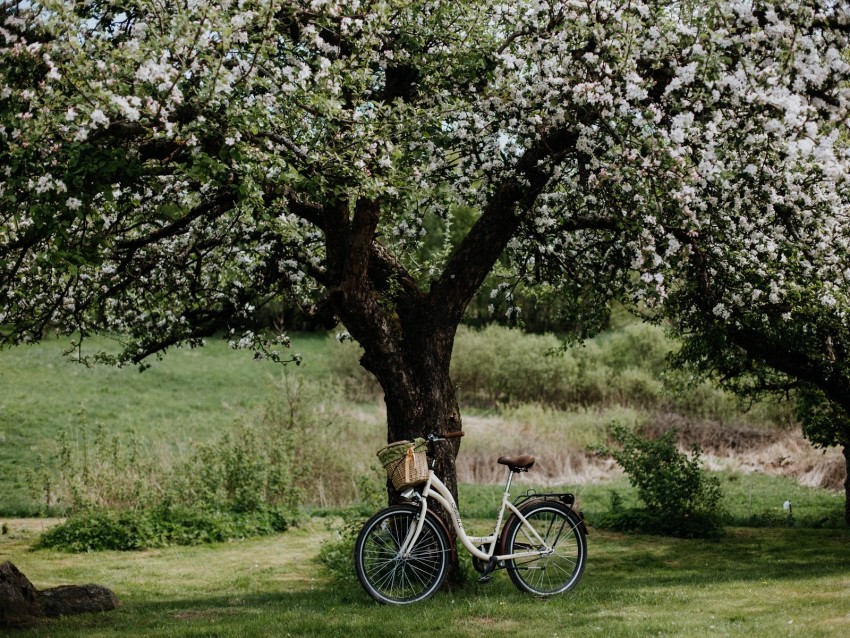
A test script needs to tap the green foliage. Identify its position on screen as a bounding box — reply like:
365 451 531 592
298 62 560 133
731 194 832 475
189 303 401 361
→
595 423 723 537
0 333 333 516
448 324 790 424
317 513 363 585
28 372 364 551
179 424 300 515
35 506 294 552
29 417 301 551
326 337 383 400
795 386 850 449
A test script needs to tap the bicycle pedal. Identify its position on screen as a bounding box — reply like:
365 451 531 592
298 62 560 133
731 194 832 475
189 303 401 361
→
477 558 498 584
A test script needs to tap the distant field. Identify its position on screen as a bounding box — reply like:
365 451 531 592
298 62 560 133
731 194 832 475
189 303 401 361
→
1 327 845 526
0 333 335 515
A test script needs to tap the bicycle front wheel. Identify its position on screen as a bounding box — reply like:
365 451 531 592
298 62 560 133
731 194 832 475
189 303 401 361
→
504 502 586 596
354 505 450 605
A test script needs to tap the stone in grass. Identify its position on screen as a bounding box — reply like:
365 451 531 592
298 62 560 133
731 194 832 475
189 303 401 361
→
0 561 41 628
0 561 118 628
38 584 119 617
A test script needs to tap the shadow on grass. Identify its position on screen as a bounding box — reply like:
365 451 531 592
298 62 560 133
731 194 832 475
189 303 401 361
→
18 586 466 638
584 527 850 593
12 527 850 638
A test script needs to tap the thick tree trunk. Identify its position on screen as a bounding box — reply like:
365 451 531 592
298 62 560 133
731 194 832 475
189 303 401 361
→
360 325 463 501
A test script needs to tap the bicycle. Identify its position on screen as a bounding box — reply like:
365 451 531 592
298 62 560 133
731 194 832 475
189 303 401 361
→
354 431 587 605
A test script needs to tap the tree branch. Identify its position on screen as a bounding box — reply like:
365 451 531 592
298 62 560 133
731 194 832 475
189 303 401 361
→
428 126 580 328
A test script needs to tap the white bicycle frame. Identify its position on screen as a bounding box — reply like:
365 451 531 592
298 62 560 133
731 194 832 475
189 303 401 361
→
399 468 553 563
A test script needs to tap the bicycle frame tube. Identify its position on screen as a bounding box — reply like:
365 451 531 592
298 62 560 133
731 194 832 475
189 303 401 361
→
400 470 551 563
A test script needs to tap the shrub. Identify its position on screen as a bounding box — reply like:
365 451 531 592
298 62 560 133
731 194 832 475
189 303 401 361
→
36 505 295 552
594 423 723 537
597 322 672 375
450 324 680 410
317 466 387 584
451 325 578 406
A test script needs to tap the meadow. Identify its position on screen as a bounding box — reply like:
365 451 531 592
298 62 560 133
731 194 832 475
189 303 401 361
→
1 324 848 635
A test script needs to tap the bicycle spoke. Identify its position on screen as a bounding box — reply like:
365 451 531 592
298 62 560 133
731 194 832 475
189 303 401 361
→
355 508 450 604
504 504 586 596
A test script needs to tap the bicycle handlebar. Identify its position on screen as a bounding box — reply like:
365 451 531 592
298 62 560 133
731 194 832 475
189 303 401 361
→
427 431 465 442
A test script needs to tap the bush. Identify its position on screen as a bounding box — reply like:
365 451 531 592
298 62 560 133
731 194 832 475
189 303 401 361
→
317 513 363 585
597 322 672 375
450 324 675 409
594 423 723 537
451 325 579 406
36 505 295 552
326 337 382 400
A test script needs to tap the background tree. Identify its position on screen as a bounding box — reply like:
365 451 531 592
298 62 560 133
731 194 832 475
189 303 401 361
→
2 0 848 525
611 4 850 524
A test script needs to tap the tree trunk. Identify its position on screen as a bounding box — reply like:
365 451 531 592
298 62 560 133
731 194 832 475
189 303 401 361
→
360 324 463 502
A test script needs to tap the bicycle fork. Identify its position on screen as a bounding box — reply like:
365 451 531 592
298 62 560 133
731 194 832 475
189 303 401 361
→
397 501 428 559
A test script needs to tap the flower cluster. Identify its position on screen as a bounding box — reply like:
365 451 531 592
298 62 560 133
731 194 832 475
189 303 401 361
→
0 0 848 386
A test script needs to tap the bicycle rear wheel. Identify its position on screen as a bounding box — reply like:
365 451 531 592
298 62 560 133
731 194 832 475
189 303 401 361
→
504 501 586 596
354 505 450 605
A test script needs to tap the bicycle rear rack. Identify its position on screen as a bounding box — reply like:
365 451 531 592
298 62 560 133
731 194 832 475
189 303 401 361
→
513 489 575 508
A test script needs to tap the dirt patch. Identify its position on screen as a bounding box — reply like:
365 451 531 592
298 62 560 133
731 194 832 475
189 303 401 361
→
459 412 846 492
644 418 846 491
460 615 521 631
641 413 779 452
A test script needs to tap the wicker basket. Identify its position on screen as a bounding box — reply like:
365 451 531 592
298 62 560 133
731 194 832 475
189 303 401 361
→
377 439 429 490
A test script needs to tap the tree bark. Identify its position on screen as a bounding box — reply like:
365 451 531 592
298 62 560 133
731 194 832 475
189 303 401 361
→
361 321 463 497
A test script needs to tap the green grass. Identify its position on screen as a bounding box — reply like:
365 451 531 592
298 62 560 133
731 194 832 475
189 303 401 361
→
2 518 849 637
458 474 846 529
0 333 334 515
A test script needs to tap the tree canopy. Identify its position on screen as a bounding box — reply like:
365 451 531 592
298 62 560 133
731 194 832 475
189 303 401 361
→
2 0 850 514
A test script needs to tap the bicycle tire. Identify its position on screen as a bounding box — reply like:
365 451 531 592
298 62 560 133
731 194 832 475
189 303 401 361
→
354 505 450 605
503 501 586 596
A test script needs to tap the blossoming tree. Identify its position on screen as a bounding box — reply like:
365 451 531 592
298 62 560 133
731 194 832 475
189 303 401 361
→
2 1 849 516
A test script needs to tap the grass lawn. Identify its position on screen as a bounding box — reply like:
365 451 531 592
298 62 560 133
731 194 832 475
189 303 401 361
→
2 518 849 637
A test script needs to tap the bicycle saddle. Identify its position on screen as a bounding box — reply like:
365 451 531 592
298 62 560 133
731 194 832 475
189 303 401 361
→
497 455 535 472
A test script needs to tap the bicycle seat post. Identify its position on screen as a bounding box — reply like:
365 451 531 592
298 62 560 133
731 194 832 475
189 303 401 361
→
503 465 515 497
